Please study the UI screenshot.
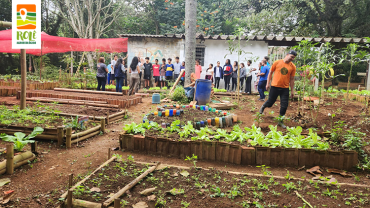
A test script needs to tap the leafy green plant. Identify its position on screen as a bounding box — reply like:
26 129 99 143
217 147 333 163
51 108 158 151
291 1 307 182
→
65 116 85 130
166 120 181 133
171 86 188 103
181 201 191 208
185 154 198 168
179 121 196 138
342 43 367 104
210 186 225 198
0 127 44 151
227 185 243 199
256 165 271 175
123 122 146 135
253 112 264 127
282 182 297 193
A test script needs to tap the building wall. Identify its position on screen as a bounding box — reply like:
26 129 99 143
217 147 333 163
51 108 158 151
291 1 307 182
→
199 39 269 90
126 37 268 91
127 37 182 66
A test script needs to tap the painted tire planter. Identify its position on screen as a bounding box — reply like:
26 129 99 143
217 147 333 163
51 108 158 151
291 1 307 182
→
119 132 359 171
143 104 237 128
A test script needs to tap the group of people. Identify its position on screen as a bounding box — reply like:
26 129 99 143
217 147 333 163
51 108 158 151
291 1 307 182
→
96 50 298 128
96 55 128 92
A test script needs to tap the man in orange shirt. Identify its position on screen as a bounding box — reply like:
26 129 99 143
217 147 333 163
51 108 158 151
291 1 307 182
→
259 50 297 128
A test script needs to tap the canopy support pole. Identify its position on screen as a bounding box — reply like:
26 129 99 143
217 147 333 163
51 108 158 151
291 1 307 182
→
20 49 27 110
71 51 73 76
366 60 370 91
40 42 43 80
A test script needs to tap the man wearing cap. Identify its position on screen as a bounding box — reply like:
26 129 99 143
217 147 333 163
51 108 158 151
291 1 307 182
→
259 50 297 128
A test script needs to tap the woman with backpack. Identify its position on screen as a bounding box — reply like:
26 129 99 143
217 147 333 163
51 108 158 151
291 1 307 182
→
114 58 126 92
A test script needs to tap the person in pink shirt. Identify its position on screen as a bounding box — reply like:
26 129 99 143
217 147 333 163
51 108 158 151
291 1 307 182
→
195 59 202 80
152 59 160 87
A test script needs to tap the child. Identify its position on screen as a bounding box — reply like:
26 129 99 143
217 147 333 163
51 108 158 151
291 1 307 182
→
143 57 153 89
152 59 160 87
195 59 202 79
160 58 167 88
166 58 174 87
205 64 214 82
180 61 185 86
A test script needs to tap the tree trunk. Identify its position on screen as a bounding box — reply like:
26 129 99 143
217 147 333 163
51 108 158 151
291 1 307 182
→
184 0 197 86
86 52 94 70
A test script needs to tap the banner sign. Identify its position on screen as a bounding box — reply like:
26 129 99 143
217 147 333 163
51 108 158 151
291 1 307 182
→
12 0 41 49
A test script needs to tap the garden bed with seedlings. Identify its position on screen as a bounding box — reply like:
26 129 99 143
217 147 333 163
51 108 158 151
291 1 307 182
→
0 105 104 146
60 155 370 208
120 120 359 171
59 155 159 208
26 102 127 125
18 89 142 108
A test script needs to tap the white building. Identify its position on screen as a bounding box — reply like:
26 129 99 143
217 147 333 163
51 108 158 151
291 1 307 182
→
119 34 370 90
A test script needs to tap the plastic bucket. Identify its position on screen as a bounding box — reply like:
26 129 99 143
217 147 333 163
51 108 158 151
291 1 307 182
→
152 93 161 104
195 79 212 105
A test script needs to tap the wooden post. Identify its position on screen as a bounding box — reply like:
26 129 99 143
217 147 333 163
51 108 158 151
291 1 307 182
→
100 119 105 132
68 174 73 188
57 126 64 146
40 42 43 80
366 60 370 91
6 144 14 175
20 49 27 110
71 51 73 76
107 110 110 124
108 148 111 160
29 54 32 73
31 141 37 153
114 199 120 208
59 66 62 83
67 189 72 208
66 127 72 149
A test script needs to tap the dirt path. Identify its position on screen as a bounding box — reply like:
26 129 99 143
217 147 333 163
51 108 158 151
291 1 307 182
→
0 96 369 207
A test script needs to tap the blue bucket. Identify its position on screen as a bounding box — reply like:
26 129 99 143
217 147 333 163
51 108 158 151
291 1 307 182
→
195 79 212 105
152 93 161 104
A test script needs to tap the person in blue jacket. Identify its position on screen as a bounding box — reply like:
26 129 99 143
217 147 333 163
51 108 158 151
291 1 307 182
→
213 61 224 89
223 59 233 91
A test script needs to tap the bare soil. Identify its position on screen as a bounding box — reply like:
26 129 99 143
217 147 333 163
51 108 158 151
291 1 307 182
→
69 158 370 208
0 94 368 207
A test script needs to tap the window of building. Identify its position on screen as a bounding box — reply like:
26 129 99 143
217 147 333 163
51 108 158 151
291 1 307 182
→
196 46 205 66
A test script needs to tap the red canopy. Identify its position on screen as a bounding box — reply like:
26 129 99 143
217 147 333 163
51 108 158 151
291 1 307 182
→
0 29 128 55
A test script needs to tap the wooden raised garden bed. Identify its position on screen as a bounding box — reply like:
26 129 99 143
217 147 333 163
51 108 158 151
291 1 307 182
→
0 80 59 91
347 93 369 104
59 156 159 208
17 90 142 108
57 154 370 208
0 144 36 176
0 123 104 148
119 133 358 171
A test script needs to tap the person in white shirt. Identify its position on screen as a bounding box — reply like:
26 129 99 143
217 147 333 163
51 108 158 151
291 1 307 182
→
205 64 214 82
245 60 257 94
173 57 181 80
110 55 118 85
